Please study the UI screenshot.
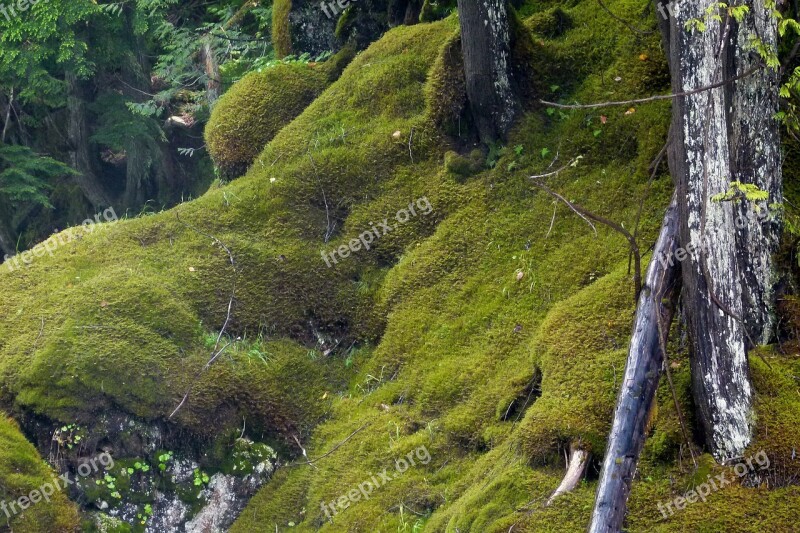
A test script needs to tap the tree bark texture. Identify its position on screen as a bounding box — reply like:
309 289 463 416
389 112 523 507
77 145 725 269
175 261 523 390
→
457 0 518 142
589 194 681 533
66 71 112 209
664 0 781 462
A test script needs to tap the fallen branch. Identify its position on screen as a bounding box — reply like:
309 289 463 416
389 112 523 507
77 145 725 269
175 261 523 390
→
169 212 236 419
284 423 369 468
546 443 590 505
589 192 681 532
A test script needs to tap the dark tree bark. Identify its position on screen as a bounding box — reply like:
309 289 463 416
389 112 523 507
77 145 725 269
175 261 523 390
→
589 194 681 533
664 0 781 462
120 12 177 211
66 71 112 209
456 0 519 143
0 222 15 257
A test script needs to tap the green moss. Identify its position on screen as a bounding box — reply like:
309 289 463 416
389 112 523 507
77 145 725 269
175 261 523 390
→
424 27 467 135
444 150 483 179
205 62 329 180
272 0 292 58
0 415 80 532
0 1 797 531
334 5 356 40
526 7 573 38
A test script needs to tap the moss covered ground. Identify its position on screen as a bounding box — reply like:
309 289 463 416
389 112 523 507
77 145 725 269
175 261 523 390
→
0 0 799 531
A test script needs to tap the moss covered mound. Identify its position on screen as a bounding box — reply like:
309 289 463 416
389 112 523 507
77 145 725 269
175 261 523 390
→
0 18 457 445
0 1 798 531
205 53 351 180
0 416 79 532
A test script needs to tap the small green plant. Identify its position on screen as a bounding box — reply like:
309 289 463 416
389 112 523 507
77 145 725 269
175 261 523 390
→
132 461 151 473
136 503 153 525
158 451 174 472
52 424 85 450
685 3 750 33
486 142 507 168
193 468 210 487
95 473 122 499
711 181 770 203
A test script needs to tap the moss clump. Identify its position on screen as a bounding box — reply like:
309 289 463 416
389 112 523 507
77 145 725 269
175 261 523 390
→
334 5 356 40
526 7 573 38
205 62 330 180
272 0 292 58
0 415 80 532
419 0 457 23
444 150 483 179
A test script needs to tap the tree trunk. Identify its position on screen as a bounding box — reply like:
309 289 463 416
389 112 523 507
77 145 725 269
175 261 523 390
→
664 0 781 462
201 38 221 105
0 221 15 257
456 0 518 143
66 71 112 209
729 3 783 345
120 12 175 211
589 193 681 533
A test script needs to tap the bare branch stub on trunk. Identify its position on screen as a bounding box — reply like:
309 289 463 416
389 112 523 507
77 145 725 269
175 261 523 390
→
456 0 519 143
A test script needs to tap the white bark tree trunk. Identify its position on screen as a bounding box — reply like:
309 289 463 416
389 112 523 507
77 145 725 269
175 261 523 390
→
666 0 781 463
591 2 782 529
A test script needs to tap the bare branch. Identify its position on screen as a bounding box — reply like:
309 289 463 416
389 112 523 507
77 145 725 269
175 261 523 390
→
532 180 642 298
284 423 370 468
540 63 763 110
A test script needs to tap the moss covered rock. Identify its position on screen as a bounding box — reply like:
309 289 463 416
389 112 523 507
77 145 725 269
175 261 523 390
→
1 1 799 531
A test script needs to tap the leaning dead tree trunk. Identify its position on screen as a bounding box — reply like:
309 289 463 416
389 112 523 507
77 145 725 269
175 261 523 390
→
589 194 681 532
456 0 519 142
665 0 781 463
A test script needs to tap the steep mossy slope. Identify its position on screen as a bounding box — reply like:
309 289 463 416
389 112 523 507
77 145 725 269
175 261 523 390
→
0 0 798 531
